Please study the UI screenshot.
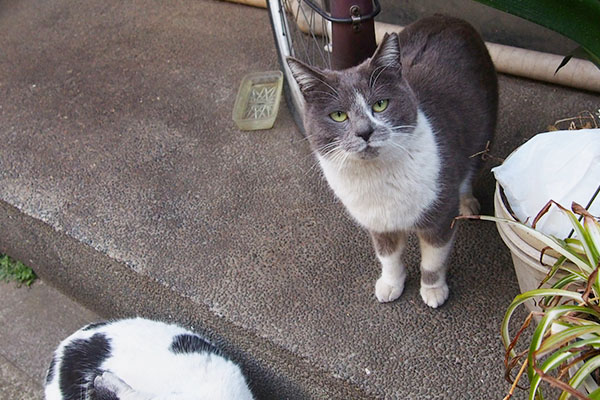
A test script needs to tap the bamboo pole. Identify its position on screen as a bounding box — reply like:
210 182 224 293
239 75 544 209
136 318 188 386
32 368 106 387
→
486 42 600 93
222 0 267 8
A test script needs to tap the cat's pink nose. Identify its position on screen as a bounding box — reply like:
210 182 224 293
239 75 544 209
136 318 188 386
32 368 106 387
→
357 128 373 142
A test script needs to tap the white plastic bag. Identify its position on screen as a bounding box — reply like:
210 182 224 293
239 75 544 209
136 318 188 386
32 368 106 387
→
492 129 600 239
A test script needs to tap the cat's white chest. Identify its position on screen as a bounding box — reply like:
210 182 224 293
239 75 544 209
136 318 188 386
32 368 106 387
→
318 112 440 232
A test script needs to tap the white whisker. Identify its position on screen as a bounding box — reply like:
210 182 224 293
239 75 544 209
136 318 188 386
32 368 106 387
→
370 64 394 88
390 134 412 140
337 151 351 171
310 90 340 101
305 158 324 177
328 149 342 163
369 65 387 87
319 141 341 157
330 148 348 168
311 75 341 98
319 140 340 151
390 124 416 131
389 141 408 151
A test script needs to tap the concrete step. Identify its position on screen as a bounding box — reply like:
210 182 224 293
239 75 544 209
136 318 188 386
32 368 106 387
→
0 280 99 399
1 0 599 398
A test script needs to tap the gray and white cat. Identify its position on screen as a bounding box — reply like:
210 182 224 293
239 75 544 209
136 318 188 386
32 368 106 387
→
44 317 254 400
287 15 498 308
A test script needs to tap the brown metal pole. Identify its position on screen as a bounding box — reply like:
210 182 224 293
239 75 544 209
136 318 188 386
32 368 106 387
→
330 0 377 70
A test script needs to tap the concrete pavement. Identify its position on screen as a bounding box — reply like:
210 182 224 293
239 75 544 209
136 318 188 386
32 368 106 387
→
0 0 599 398
0 280 99 399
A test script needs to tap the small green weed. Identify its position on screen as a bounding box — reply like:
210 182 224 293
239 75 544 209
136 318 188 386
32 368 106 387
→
0 254 37 286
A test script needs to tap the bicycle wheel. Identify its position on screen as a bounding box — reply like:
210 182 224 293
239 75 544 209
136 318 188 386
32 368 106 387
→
267 0 333 133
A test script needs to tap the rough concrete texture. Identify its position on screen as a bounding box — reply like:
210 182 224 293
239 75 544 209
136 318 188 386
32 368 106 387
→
0 280 99 399
0 0 599 399
0 355 41 400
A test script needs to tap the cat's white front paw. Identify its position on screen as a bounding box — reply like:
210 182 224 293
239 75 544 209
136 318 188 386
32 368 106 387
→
420 284 449 308
375 276 405 303
459 194 480 216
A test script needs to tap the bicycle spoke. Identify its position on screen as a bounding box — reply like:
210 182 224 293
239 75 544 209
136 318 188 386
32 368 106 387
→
282 0 331 69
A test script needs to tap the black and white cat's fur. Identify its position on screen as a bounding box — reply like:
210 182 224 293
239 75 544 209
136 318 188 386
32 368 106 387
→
287 15 498 308
44 317 254 400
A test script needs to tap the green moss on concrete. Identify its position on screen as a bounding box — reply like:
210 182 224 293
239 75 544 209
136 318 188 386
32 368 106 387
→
0 254 36 286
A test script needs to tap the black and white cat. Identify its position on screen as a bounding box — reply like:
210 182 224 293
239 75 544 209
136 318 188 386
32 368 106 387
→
287 15 498 308
44 317 254 400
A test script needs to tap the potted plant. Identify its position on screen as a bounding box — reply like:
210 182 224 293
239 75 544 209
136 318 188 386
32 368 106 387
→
491 123 599 312
493 183 573 312
465 201 600 399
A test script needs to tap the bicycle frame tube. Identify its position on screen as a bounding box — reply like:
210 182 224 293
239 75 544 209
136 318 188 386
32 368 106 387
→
330 0 377 70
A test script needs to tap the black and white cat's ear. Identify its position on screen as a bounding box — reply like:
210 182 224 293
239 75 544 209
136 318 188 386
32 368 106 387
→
286 57 327 97
94 372 133 400
369 32 401 70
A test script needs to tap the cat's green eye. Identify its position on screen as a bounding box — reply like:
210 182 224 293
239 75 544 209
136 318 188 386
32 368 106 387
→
372 99 389 113
329 111 348 122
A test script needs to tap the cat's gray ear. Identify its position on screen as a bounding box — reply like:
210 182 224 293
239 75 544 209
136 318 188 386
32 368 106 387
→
369 33 401 70
286 57 327 97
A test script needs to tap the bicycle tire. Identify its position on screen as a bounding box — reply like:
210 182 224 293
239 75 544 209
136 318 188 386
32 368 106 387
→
267 0 334 134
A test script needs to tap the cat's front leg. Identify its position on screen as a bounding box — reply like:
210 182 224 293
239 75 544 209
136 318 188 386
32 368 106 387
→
417 232 454 308
370 231 407 303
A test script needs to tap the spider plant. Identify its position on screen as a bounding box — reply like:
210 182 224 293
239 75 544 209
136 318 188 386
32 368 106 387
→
464 200 600 399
